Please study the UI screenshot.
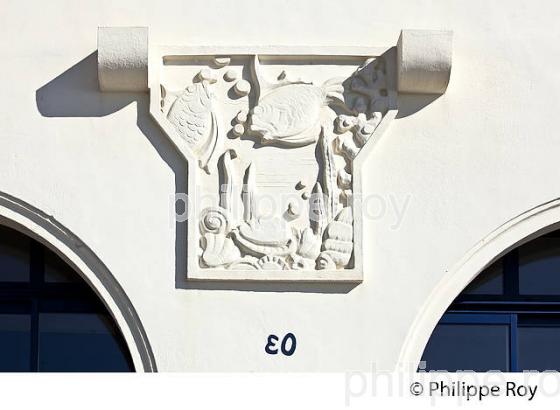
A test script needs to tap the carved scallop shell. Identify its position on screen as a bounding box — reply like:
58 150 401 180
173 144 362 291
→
257 256 288 270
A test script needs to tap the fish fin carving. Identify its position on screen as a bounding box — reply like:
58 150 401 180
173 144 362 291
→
251 55 313 102
322 77 345 105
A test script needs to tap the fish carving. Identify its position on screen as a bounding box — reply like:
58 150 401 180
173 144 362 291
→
249 55 345 147
167 82 223 174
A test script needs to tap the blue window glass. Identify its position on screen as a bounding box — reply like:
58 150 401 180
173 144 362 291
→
44 248 79 283
422 322 509 371
0 224 134 372
0 314 31 371
519 237 560 295
0 226 30 282
421 230 560 372
518 326 560 371
518 316 560 371
463 259 504 295
39 313 132 372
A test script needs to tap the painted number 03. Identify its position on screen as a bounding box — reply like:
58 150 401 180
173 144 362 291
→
265 333 296 356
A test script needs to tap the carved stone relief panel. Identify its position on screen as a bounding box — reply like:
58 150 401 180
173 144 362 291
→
149 49 397 281
98 28 453 282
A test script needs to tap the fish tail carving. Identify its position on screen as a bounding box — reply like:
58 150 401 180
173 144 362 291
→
322 77 345 105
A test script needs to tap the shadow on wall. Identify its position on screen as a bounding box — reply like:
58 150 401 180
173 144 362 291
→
396 94 442 119
35 51 357 295
36 52 136 117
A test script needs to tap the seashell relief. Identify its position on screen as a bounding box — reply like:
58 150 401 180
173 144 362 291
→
159 54 389 272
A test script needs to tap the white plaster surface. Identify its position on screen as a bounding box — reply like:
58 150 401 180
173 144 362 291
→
98 27 148 92
397 30 452 94
1 0 560 371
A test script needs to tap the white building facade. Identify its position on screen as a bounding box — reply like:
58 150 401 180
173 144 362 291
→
1 0 559 372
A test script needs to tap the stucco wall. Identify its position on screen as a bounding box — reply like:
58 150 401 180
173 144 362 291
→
1 0 559 371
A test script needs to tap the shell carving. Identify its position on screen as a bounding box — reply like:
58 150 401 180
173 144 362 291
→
201 233 240 268
167 82 223 173
317 207 354 269
200 207 231 235
250 78 344 147
199 207 240 268
296 227 321 261
257 256 288 270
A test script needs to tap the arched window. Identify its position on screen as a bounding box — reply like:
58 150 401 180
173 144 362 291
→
0 225 134 371
421 229 560 372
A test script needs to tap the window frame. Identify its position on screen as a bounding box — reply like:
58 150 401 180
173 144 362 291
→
425 231 560 372
0 227 133 372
